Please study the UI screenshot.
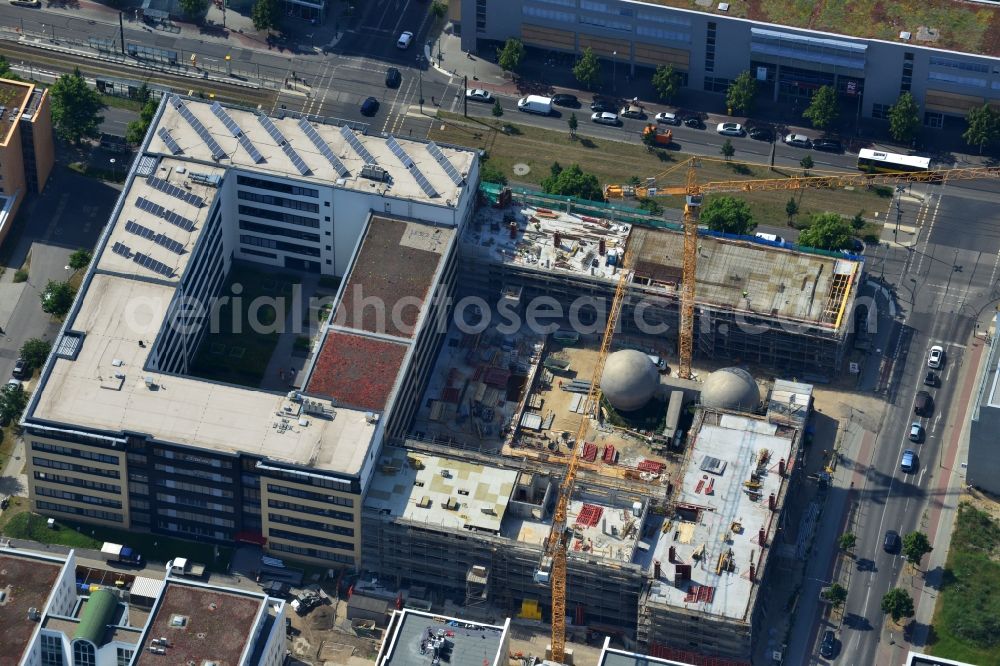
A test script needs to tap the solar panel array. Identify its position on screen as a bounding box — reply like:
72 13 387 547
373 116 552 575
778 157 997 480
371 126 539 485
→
211 102 264 164
387 136 439 198
339 125 376 165
112 241 131 258
133 251 174 278
426 141 464 186
157 127 183 155
171 97 226 160
298 119 350 178
125 220 156 240
257 115 311 176
147 175 204 207
135 196 196 232
125 220 185 255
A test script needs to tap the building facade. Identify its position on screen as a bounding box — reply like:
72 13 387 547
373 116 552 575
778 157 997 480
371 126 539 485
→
0 78 54 244
968 314 1000 495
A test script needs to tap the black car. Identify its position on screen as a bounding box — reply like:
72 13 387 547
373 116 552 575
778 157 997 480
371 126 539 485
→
385 67 401 88
813 138 843 153
914 390 933 416
883 529 901 553
360 97 380 116
924 371 938 387
552 94 579 108
819 630 838 658
11 358 29 380
684 116 706 129
590 98 618 113
748 127 774 141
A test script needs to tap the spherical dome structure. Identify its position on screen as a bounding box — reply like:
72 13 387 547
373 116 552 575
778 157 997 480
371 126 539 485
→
701 367 760 412
600 350 660 412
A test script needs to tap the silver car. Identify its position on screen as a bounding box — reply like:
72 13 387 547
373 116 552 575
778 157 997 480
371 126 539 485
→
591 112 620 126
784 133 812 148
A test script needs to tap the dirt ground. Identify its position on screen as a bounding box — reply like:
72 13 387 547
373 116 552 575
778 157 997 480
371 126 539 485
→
287 598 381 666
961 487 1000 522
505 624 606 666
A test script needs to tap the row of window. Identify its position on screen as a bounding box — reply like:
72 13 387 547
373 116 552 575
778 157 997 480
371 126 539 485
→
34 471 121 494
522 5 574 22
156 477 234 498
32 457 120 479
635 25 690 42
238 204 320 229
154 447 232 468
242 248 278 260
579 0 631 16
31 442 119 465
157 520 228 540
269 527 353 551
267 498 353 522
160 507 235 527
239 219 321 243
236 174 319 198
237 189 320 213
266 483 355 506
578 14 631 31
36 500 122 522
927 70 987 88
636 10 690 26
929 56 990 74
270 541 354 564
154 463 232 484
156 492 235 513
265 468 354 492
268 512 355 536
36 486 123 508
240 235 321 258
705 21 717 74
703 75 730 93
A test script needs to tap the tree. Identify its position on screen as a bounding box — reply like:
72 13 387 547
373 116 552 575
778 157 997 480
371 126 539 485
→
802 85 839 130
798 212 852 250
652 64 680 103
134 82 151 106
430 0 447 18
902 531 933 567
637 197 663 216
68 249 93 271
126 98 158 145
700 196 755 235
800 154 814 174
888 92 920 144
20 338 52 370
881 588 915 623
568 112 578 138
41 280 76 317
851 211 866 231
0 54 21 81
496 39 525 73
642 126 659 150
49 68 105 145
963 104 1000 154
726 70 758 116
573 48 602 91
822 583 848 608
492 99 503 118
0 382 28 426
720 139 735 160
480 161 507 186
839 532 857 552
251 0 281 31
179 0 209 19
785 197 799 224
541 163 604 202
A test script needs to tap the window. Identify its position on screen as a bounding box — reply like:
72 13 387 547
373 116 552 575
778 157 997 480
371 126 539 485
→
268 513 355 535
636 26 690 42
266 484 354 506
237 204 320 228
155 477 234 498
236 175 318 197
269 528 354 551
705 21 716 73
117 648 135 666
270 541 354 563
31 442 118 465
32 458 120 478
267 499 353 522
476 0 486 32
154 464 231 484
33 471 121 494
239 220 321 243
636 11 690 26
35 486 123 508
871 103 890 120
578 14 631 30
703 76 730 93
242 248 278 259
237 190 320 213
924 112 944 129
41 634 64 666
927 71 986 88
522 5 574 21
73 641 96 666
36 501 122 522
929 56 989 73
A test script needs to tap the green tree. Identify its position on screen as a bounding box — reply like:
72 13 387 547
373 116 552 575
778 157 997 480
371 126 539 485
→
19 338 52 370
68 249 93 271
651 64 680 103
251 0 281 31
126 97 158 146
902 531 933 567
496 38 525 73
573 47 602 91
720 139 735 160
888 92 920 144
134 82 151 106
851 211 866 231
839 532 857 552
822 583 848 608
0 382 28 425
800 154 814 174
49 68 105 145
179 0 209 18
492 99 504 118
785 197 799 224
430 0 447 18
881 588 915 623
802 85 839 130
568 112 578 138
41 280 76 317
637 197 663 216
726 70 758 116
480 161 507 186
700 196 755 235
963 103 1000 154
541 163 603 202
798 212 852 250
0 54 21 81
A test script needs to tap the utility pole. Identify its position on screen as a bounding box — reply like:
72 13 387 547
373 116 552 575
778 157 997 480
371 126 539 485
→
119 12 126 55
463 75 468 117
419 69 424 113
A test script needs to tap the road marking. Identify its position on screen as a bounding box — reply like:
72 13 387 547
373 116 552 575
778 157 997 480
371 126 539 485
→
919 467 927 485
912 184 946 276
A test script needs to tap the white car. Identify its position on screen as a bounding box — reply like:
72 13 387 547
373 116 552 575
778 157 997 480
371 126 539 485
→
465 89 493 103
655 112 679 125
784 133 812 148
591 112 620 126
927 345 944 369
396 31 413 49
716 122 744 136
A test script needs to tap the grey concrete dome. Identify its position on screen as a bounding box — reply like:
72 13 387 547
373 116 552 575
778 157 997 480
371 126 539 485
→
600 350 660 412
701 367 760 412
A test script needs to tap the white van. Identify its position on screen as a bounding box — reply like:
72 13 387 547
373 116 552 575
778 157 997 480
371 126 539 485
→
517 95 553 116
754 232 784 244
396 31 413 49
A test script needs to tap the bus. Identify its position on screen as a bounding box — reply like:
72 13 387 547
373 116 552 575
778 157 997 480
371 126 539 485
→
856 149 931 174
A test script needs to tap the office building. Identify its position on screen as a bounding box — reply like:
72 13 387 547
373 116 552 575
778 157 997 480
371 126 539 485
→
375 609 511 666
0 77 54 244
968 314 1000 494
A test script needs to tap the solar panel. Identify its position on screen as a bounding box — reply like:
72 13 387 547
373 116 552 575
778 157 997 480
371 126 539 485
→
298 119 350 178
172 97 226 160
133 251 174 278
157 127 183 155
427 141 464 186
339 125 376 165
386 136 439 198
112 241 131 258
154 234 185 254
147 175 204 207
211 102 264 164
125 220 156 240
165 210 196 233
135 197 196 232
136 196 165 217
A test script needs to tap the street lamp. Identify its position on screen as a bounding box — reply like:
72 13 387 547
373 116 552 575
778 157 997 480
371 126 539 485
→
109 158 117 182
612 50 617 93
225 54 232 76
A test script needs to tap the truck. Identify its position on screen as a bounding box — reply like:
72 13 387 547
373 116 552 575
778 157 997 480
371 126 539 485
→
517 95 553 116
642 124 673 146
101 542 144 567
166 557 206 578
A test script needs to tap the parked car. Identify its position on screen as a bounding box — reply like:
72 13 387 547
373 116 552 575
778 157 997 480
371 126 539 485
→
385 67 401 88
5 378 22 391
360 97 380 116
909 422 923 442
716 122 745 136
784 133 812 148
620 105 645 119
819 630 838 659
11 358 29 380
655 111 680 125
465 88 493 103
927 345 944 369
924 371 938 387
900 449 918 473
590 97 618 113
551 94 579 108
883 530 901 553
813 138 843 153
684 116 706 129
755 232 784 244
748 126 774 141
914 390 933 416
396 31 413 49
592 112 621 126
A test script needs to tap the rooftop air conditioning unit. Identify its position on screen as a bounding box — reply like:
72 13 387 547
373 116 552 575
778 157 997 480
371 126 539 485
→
27 607 40 621
361 164 388 182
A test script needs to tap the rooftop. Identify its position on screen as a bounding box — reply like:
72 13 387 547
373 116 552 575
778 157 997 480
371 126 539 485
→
0 551 63 664
766 379 814 427
629 227 860 329
336 216 455 339
640 411 796 621
979 314 1000 411
0 79 34 146
134 581 265 666
906 651 978 666
599 637 695 666
376 609 509 666
306 330 409 412
149 95 473 206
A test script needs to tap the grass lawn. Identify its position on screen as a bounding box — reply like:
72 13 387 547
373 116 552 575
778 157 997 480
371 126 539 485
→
431 113 891 226
2 512 233 571
928 502 1000 663
189 263 296 387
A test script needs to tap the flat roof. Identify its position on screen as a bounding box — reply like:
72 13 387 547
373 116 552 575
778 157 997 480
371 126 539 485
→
0 552 63 663
336 216 455 339
134 581 264 666
148 95 472 207
377 609 508 666
0 79 33 146
599 639 695 666
906 651 978 666
983 317 1000 409
640 411 796 621
32 274 376 475
629 227 860 329
766 379 813 427
306 330 409 412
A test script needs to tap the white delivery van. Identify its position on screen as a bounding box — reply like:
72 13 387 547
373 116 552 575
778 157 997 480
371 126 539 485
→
754 232 784 244
517 95 553 116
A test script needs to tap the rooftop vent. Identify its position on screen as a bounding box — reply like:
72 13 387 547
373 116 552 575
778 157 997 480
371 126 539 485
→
169 614 188 628
27 607 40 621
700 456 727 476
361 164 388 182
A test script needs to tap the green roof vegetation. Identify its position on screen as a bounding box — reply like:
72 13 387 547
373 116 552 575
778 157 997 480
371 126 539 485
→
73 588 118 646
